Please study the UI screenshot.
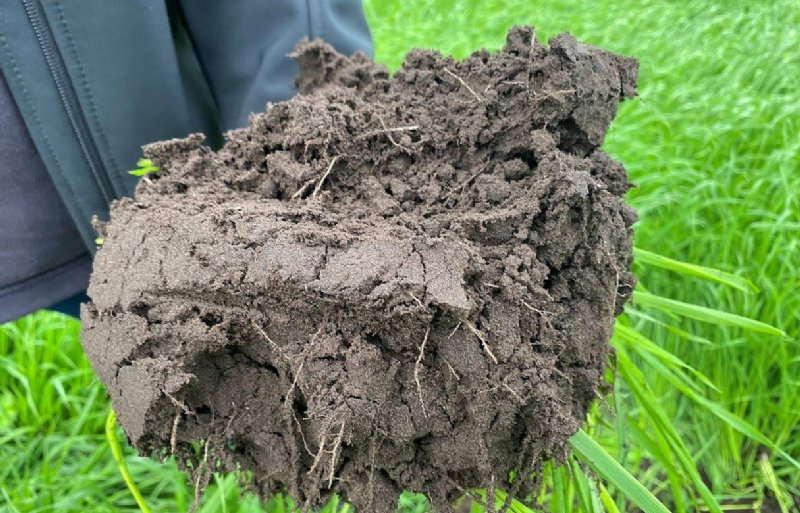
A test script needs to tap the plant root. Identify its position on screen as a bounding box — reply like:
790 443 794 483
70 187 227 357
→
414 327 431 417
443 68 484 102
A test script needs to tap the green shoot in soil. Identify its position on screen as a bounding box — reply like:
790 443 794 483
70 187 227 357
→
128 159 159 177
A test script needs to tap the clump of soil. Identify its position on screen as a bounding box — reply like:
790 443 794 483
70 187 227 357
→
82 26 638 512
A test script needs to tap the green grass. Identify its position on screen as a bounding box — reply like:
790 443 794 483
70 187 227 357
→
2 0 799 511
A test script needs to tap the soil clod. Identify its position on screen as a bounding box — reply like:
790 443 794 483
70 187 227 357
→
82 26 638 512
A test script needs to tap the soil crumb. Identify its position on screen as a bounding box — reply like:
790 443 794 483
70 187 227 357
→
82 26 638 512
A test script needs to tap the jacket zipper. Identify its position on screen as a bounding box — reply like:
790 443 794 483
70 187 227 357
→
21 0 115 205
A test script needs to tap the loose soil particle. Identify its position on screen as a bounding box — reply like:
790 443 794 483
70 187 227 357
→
82 26 638 513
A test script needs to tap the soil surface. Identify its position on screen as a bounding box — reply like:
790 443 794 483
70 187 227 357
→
82 26 638 512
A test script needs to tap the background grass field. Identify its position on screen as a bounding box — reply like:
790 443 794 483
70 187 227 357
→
2 0 798 511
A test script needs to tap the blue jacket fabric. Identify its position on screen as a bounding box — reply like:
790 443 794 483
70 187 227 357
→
0 0 373 322
0 71 93 322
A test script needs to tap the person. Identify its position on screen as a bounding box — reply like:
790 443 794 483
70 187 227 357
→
0 1 373 324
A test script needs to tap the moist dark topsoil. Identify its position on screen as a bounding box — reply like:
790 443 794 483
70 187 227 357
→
82 26 638 512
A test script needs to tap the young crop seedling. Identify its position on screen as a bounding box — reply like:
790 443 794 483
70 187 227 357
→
128 158 160 177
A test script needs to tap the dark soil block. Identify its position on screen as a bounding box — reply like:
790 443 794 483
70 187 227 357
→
82 26 638 512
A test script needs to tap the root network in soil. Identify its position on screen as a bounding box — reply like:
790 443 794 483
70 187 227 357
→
82 26 638 513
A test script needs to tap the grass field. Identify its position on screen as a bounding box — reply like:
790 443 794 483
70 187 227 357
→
2 0 798 511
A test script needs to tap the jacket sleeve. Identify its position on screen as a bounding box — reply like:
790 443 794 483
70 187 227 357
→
177 0 374 131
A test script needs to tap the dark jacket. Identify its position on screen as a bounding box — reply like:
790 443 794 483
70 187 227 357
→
0 0 373 322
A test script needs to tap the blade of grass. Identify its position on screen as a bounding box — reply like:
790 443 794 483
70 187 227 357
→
683 383 800 472
619 333 800 473
624 419 688 513
632 291 785 336
105 409 153 513
624 308 713 345
0 487 23 513
633 248 758 293
569 429 671 513
468 488 537 513
598 483 622 513
617 347 721 513
570 457 603 513
615 323 719 392
758 453 792 513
